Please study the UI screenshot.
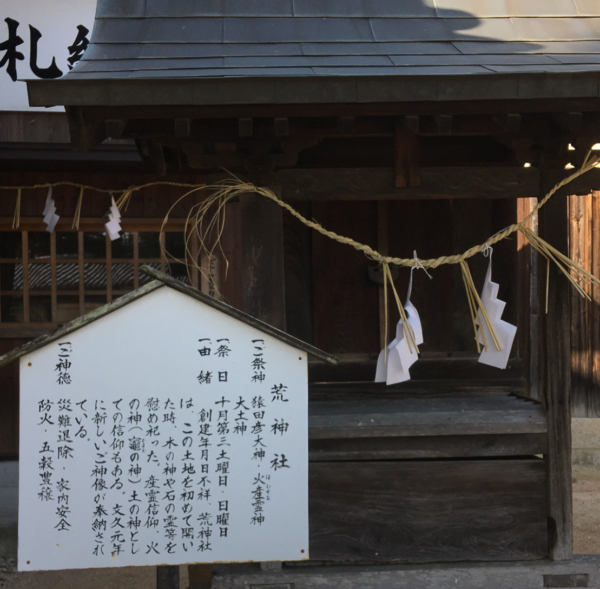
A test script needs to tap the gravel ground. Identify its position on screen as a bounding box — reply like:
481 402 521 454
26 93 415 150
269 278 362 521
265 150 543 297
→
573 464 600 554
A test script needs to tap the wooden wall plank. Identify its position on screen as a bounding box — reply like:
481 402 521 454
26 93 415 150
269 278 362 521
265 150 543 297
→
284 202 314 344
276 167 540 201
517 197 541 400
569 194 593 417
388 199 454 352
0 339 25 456
312 201 379 355
309 433 548 461
539 182 573 561
309 459 547 564
220 202 243 311
377 201 389 350
240 192 286 331
451 199 493 352
0 112 70 143
591 193 600 417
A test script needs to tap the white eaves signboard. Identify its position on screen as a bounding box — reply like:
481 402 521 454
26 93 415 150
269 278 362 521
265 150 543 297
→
10 273 337 571
1 0 96 111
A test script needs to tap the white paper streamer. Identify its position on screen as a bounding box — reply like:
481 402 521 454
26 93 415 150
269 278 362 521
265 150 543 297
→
104 195 122 241
477 253 517 369
42 186 60 233
375 301 424 385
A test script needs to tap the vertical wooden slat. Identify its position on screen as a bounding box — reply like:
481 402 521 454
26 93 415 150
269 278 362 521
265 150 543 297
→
240 190 286 331
22 232 29 322
50 231 57 323
220 201 243 312
378 201 389 350
312 201 379 354
517 197 541 399
106 232 113 303
516 198 531 382
394 118 420 188
569 194 593 417
78 231 85 315
283 201 313 344
591 192 600 417
528 200 541 401
133 231 140 289
539 178 572 562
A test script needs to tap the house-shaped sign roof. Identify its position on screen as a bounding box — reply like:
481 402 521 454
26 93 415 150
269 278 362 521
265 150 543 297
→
27 0 600 108
0 266 338 369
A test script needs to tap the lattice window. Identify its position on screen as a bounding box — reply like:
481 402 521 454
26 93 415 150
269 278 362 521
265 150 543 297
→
0 228 192 326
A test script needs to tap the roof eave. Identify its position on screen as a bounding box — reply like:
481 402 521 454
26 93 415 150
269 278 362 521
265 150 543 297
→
27 71 600 108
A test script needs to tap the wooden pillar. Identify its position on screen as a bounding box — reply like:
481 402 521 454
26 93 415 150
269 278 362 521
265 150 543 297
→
539 175 572 561
240 190 286 331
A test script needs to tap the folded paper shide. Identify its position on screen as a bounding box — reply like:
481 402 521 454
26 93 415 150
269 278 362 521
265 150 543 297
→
104 195 122 241
477 253 517 370
42 185 59 233
375 300 423 385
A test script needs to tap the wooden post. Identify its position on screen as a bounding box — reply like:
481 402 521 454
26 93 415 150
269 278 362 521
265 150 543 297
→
157 565 179 589
240 189 286 331
539 177 573 561
394 118 420 188
378 201 389 350
240 187 286 573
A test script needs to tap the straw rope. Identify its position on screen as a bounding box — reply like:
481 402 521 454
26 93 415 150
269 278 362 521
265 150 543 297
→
3 155 599 351
2 152 599 274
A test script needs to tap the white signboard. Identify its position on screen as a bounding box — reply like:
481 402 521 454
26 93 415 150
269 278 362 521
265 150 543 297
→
19 286 309 571
1 0 97 112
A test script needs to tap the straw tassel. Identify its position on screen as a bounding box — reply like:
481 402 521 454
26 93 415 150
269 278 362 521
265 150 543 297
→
72 186 84 230
383 263 419 355
520 225 600 311
460 260 502 353
115 186 135 211
12 188 21 229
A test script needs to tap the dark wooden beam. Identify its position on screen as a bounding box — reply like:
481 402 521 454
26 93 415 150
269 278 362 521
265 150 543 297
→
554 112 583 135
434 114 453 135
494 113 521 134
238 117 253 137
539 172 573 561
65 106 106 151
394 118 420 188
174 118 191 138
146 139 166 177
338 116 355 135
240 189 287 331
274 166 541 201
105 118 128 139
73 98 600 124
274 117 289 137
403 115 420 135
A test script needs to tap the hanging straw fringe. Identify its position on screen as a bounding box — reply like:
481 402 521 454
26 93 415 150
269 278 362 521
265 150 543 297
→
115 186 135 211
2 151 600 312
460 260 502 353
383 263 419 355
519 225 600 310
157 151 600 275
72 186 84 230
12 188 21 229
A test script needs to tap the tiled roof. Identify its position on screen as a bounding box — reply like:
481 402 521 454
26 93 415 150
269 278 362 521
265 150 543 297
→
65 0 600 79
